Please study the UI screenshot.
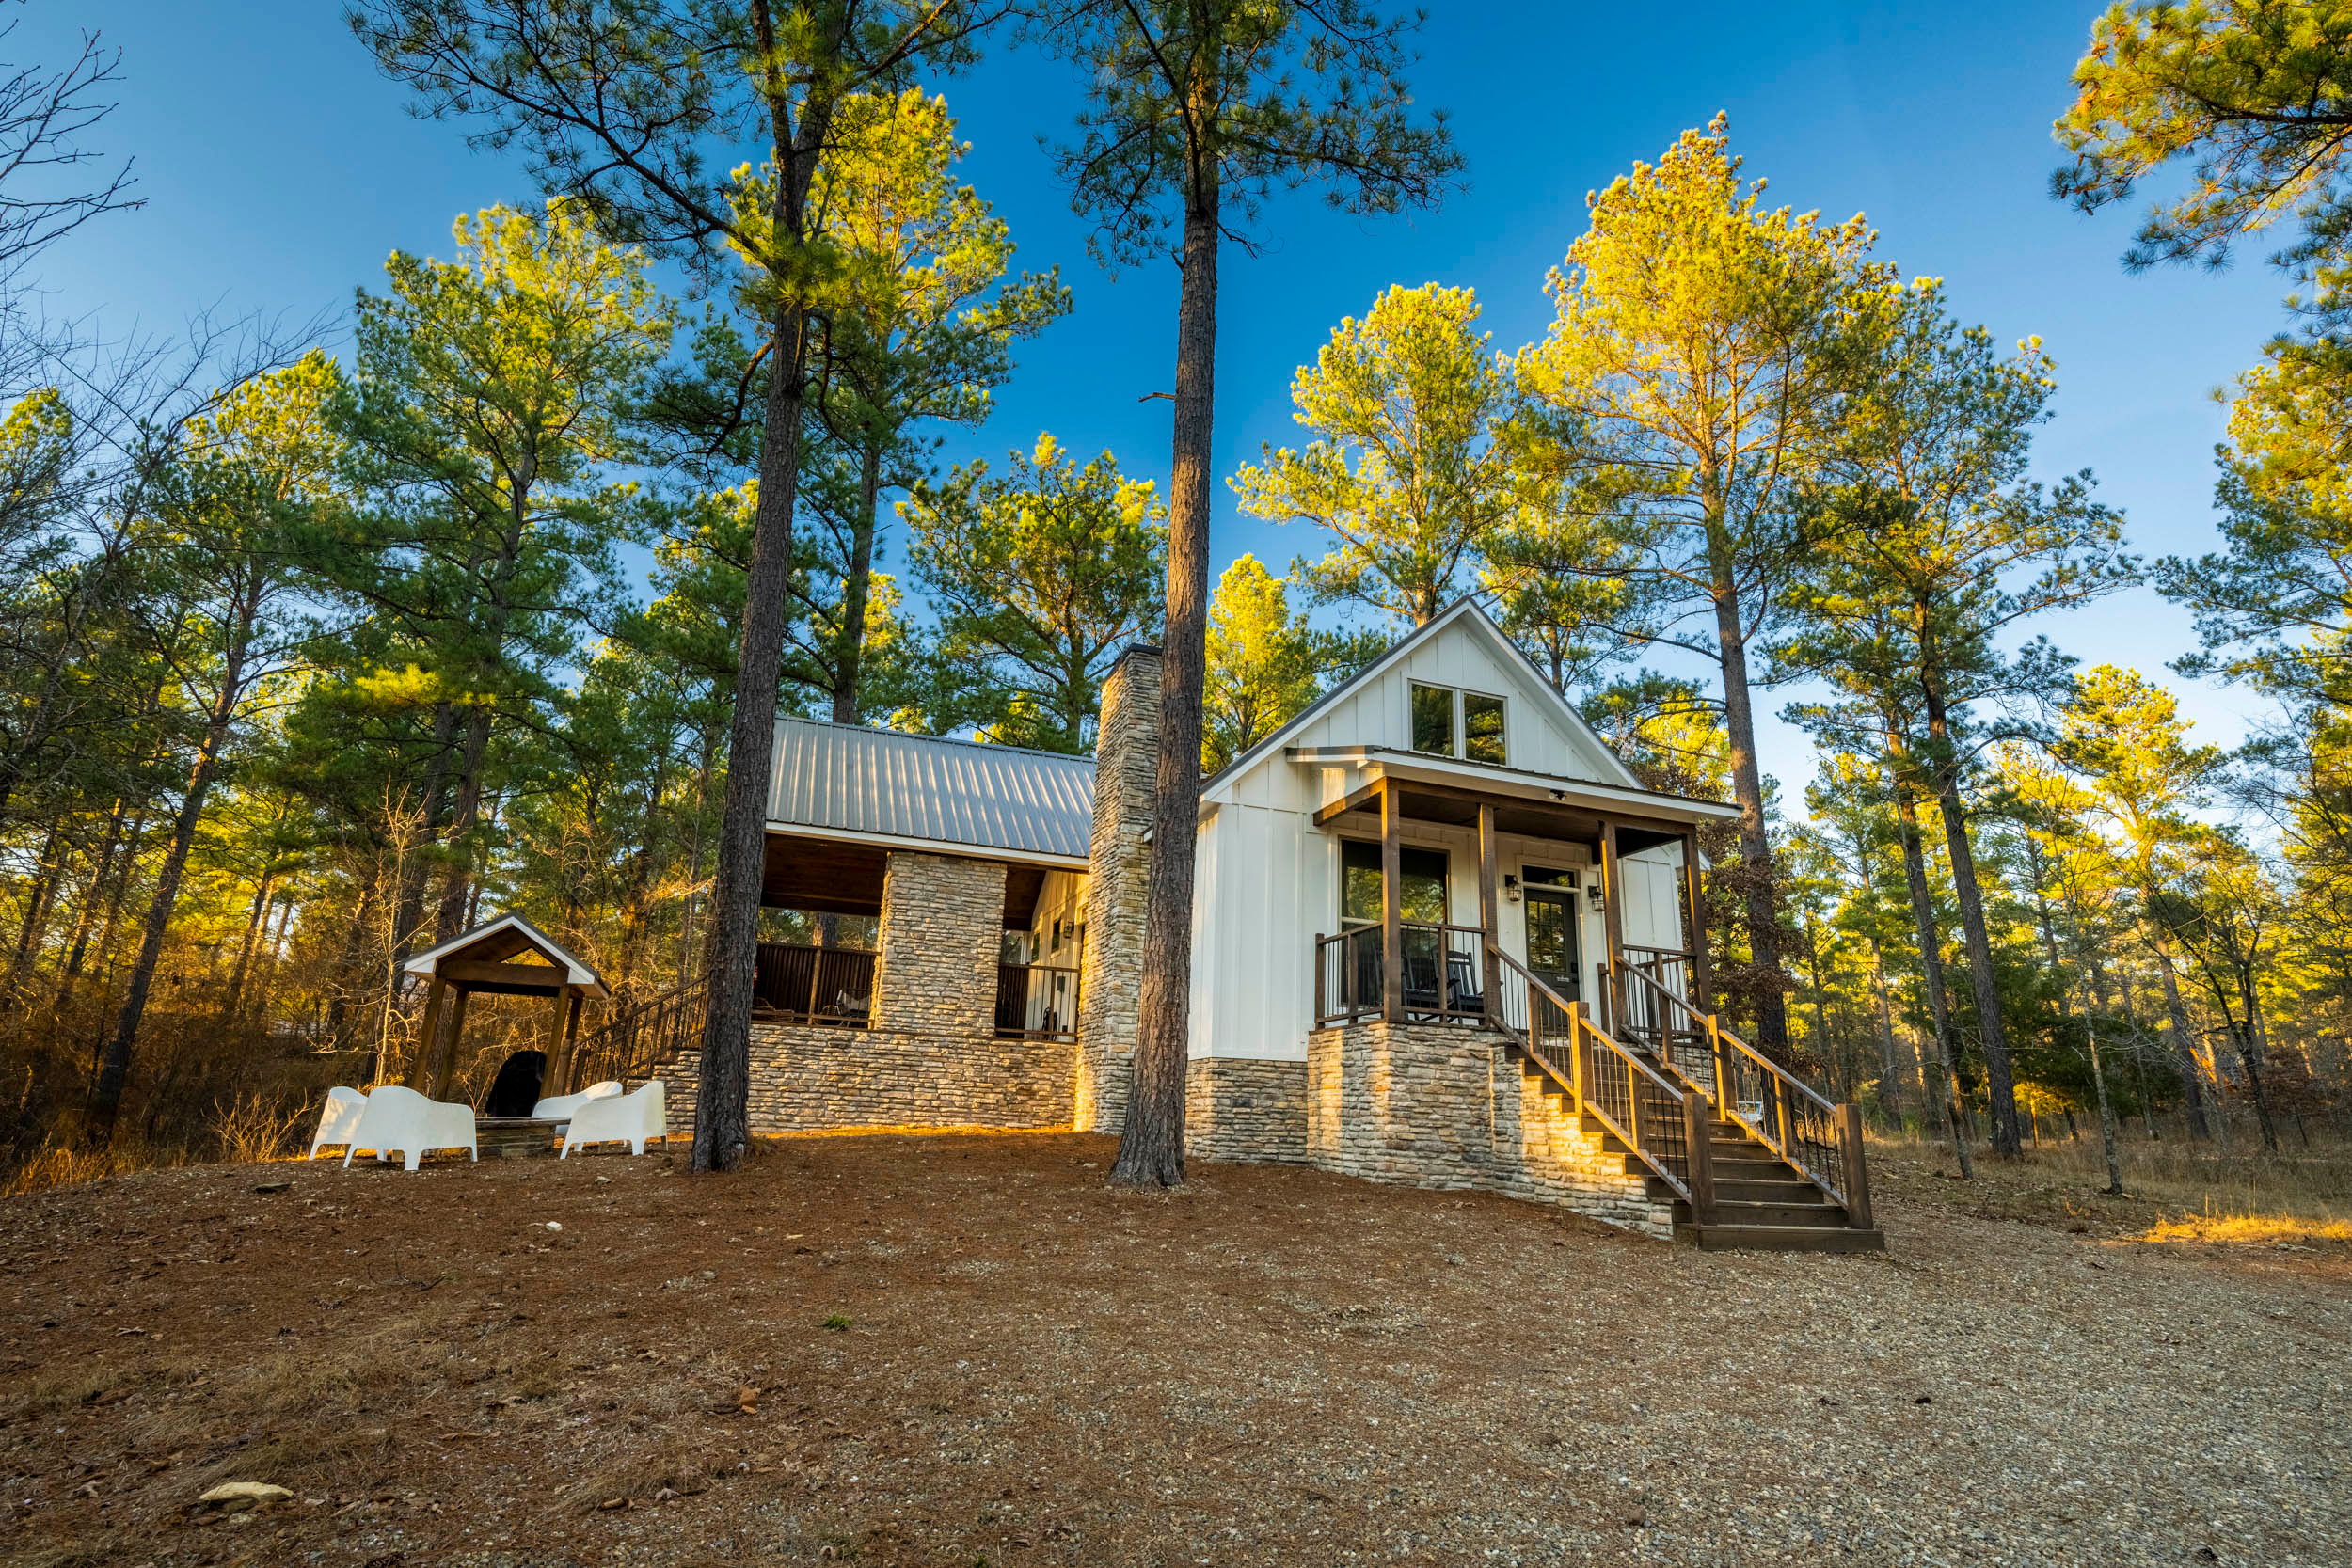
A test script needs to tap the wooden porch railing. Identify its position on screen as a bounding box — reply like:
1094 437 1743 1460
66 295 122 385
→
994 961 1080 1039
1313 922 1486 1027
1490 945 1693 1202
567 968 709 1091
754 942 875 1027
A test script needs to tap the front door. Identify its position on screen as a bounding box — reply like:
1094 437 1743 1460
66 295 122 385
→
1524 886 1581 1005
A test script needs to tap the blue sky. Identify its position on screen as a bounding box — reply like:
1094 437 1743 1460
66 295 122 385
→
27 1 2295 804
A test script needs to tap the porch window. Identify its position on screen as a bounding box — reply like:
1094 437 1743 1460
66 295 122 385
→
1407 682 1507 765
1340 839 1449 927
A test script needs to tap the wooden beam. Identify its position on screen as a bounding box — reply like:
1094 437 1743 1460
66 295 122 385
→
1680 827 1712 1011
1381 779 1403 1024
1311 778 1385 827
434 958 571 992
406 975 446 1091
1477 800 1500 1025
1598 816 1625 1036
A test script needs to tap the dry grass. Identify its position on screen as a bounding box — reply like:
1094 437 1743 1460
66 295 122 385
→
0 1137 183 1197
1870 1125 2352 1229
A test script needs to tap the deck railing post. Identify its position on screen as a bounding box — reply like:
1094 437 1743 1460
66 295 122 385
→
1565 1001 1584 1107
1683 1090 1714 1228
1839 1101 1874 1230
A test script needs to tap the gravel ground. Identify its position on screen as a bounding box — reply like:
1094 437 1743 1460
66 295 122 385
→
1 1132 2344 1567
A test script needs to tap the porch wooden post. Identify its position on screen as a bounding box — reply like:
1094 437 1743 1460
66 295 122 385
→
406 974 447 1090
1380 779 1403 1023
430 985 472 1101
1476 801 1500 1026
1683 1091 1715 1227
1838 1101 1874 1230
1679 827 1711 1011
1598 817 1625 1036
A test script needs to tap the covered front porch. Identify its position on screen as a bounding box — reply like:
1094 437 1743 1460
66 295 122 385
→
1304 753 1722 1044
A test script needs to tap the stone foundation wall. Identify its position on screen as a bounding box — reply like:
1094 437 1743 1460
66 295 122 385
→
1184 1057 1309 1164
651 1022 1075 1138
1305 1022 1672 1238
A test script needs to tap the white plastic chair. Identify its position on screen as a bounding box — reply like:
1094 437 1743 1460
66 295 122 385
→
341 1085 478 1172
307 1086 368 1159
530 1081 623 1122
560 1081 666 1157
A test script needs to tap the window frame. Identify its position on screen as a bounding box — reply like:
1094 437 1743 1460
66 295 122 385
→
1406 681 1509 767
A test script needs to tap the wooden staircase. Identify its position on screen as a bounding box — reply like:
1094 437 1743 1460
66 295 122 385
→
1669 1110 1883 1252
1496 947 1883 1254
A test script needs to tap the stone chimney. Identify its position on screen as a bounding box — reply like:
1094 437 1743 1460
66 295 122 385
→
1075 644 1161 1132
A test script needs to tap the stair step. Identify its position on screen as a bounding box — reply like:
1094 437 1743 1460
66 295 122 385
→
1713 1178 1831 1203
1676 1224 1886 1254
1708 1157 1791 1176
1684 1200 1852 1228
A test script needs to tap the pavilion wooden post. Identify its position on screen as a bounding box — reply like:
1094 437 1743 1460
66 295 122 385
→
1679 827 1711 1013
1380 779 1404 1024
429 986 471 1101
544 988 583 1098
1476 802 1501 1026
1597 816 1626 1036
406 975 448 1091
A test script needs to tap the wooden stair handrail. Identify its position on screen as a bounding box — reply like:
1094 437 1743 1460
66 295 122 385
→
1489 943 1692 1204
1620 961 1837 1116
1618 962 1851 1208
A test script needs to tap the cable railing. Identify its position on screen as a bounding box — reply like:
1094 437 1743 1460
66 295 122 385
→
1491 944 1692 1202
754 942 874 1027
1618 962 1853 1207
1313 922 1488 1027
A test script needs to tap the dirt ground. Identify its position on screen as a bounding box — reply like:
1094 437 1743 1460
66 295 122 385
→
3 1132 2346 1568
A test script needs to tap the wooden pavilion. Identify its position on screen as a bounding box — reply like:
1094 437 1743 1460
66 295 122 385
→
401 913 612 1103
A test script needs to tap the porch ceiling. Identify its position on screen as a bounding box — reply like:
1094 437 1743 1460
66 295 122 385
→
1315 776 1701 857
763 831 1050 929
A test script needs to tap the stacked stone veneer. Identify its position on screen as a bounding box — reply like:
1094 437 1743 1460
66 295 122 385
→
654 1024 1073 1139
655 848 1079 1139
1305 1022 1673 1238
875 853 1005 1036
1184 1057 1310 1164
1074 645 1161 1133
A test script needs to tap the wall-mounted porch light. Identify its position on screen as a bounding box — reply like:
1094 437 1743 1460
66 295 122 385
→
1586 879 1606 912
1502 873 1520 903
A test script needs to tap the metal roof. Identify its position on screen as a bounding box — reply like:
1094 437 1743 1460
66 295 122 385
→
768 718 1097 863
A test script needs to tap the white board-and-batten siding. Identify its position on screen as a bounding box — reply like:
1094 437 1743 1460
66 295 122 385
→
1188 608 1687 1064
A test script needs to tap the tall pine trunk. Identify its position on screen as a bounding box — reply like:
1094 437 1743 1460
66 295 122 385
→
1704 518 1790 1057
2152 938 2214 1139
695 316 818 1170
1921 682 2023 1158
88 612 253 1142
832 436 884 724
1896 788 1972 1177
1113 176 1218 1189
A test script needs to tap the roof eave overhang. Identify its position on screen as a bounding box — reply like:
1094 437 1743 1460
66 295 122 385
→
1287 746 1742 826
766 818 1090 872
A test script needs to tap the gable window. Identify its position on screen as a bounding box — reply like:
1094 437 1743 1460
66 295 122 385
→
1410 683 1455 756
1463 692 1507 764
1407 682 1507 766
